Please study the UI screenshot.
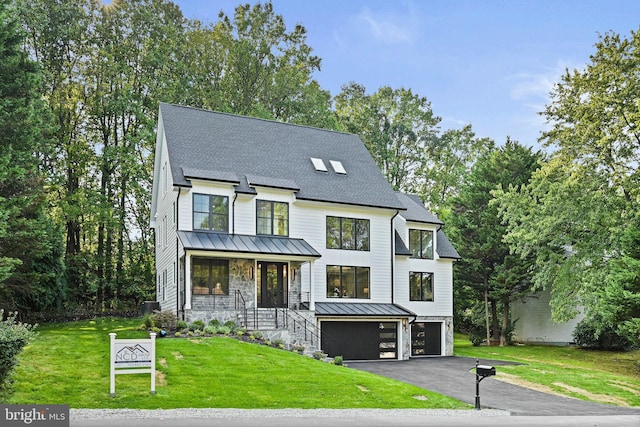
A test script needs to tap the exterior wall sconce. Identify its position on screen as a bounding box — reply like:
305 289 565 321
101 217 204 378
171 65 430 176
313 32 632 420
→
249 266 254 280
292 268 297 281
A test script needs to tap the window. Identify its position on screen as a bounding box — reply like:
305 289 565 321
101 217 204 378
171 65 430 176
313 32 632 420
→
192 258 229 295
193 194 228 232
326 216 369 250
326 265 370 299
409 229 433 259
256 200 289 236
410 272 433 301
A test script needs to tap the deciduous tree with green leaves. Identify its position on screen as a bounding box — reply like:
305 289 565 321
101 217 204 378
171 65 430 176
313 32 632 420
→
495 28 640 345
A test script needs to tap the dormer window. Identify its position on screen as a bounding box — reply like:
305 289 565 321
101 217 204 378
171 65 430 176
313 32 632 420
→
409 229 433 259
193 193 229 232
256 200 289 236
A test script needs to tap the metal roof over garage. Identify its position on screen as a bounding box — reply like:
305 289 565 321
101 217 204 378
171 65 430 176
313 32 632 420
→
314 302 415 317
178 231 321 259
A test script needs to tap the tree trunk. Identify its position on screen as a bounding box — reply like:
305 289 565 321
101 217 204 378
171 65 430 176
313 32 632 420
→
500 297 511 346
484 288 491 345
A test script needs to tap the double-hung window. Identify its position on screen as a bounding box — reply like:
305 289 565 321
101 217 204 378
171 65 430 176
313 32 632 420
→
326 216 369 250
326 265 370 299
409 229 433 259
256 200 288 236
193 194 228 232
410 272 433 301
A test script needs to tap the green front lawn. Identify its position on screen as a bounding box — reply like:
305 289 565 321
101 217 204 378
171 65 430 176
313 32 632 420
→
4 318 469 409
454 333 640 407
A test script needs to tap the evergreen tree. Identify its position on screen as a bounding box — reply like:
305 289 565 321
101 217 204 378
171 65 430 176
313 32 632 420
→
0 0 64 314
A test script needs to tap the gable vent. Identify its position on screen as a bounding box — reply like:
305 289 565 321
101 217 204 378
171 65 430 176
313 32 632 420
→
330 160 346 174
310 157 328 172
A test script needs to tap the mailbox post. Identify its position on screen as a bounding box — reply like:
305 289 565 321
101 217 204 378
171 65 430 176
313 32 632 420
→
474 359 496 410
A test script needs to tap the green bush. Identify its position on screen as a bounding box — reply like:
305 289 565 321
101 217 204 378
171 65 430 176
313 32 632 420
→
0 311 37 387
150 310 178 331
204 326 217 335
573 316 632 350
208 319 221 327
333 355 343 366
224 320 238 332
142 313 154 329
189 320 205 331
176 320 188 330
216 326 231 335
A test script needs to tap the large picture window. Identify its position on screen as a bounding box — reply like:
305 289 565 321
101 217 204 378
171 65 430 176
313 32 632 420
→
193 194 228 232
256 200 288 236
326 216 369 250
192 258 229 295
326 265 370 299
410 272 433 301
409 229 433 259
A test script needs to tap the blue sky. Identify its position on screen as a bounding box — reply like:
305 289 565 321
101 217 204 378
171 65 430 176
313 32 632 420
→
174 0 640 147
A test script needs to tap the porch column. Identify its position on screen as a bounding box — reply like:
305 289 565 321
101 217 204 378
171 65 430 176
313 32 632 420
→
309 259 315 311
184 253 191 310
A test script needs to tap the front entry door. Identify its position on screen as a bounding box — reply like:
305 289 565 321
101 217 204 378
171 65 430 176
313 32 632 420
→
257 262 288 308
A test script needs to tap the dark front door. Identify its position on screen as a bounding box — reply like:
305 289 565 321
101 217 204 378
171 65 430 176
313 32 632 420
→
257 262 288 308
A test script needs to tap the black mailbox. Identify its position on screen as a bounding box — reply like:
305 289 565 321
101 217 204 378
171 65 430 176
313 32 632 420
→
476 365 496 377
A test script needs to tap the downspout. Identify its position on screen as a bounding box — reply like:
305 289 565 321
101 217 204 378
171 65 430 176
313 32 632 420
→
390 210 400 304
175 188 181 318
231 192 238 234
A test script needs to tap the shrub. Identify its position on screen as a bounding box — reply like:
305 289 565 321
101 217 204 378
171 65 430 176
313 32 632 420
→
312 351 325 360
189 320 205 331
273 338 285 348
208 319 221 327
0 311 37 388
176 320 188 330
204 326 217 335
293 345 305 354
333 355 344 366
149 310 177 331
252 331 263 340
142 313 154 329
216 326 231 335
174 331 182 337
573 316 632 350
224 320 238 332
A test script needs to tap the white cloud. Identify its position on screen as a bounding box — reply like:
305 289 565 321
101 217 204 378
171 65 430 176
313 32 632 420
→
355 7 414 44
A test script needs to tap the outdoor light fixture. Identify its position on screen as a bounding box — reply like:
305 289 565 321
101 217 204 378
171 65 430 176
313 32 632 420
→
249 266 254 279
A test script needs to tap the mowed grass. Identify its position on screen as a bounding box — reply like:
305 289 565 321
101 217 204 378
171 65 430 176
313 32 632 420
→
4 318 469 409
454 333 640 407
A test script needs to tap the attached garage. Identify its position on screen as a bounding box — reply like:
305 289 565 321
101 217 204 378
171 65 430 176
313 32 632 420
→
411 321 442 356
315 302 414 361
321 321 398 360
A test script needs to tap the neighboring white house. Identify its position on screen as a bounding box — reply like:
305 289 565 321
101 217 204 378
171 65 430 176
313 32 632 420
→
149 103 460 360
511 288 585 345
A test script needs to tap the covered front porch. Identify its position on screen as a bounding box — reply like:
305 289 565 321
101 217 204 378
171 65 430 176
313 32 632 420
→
176 231 321 325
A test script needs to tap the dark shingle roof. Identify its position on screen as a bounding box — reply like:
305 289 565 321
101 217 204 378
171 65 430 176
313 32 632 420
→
395 231 412 256
160 103 404 210
436 229 461 259
177 231 321 259
315 302 415 317
396 193 443 225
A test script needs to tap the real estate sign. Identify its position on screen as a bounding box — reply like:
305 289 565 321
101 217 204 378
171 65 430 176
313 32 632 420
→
109 332 156 397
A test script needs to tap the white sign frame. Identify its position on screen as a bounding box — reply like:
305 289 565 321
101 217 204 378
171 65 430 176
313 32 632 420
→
109 332 156 397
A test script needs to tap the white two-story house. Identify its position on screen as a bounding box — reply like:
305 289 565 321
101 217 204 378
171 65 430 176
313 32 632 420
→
150 103 460 360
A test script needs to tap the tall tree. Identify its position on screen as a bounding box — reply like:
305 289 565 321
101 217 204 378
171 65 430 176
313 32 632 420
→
496 28 640 331
418 124 493 214
0 0 64 313
334 82 440 192
449 140 542 345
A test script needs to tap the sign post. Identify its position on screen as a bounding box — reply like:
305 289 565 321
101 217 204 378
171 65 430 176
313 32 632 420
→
109 332 156 397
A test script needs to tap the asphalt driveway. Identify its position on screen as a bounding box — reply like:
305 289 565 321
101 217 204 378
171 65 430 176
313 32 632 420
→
349 356 640 416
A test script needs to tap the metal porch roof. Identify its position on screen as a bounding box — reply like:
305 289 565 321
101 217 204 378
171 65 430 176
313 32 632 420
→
314 302 415 317
177 231 321 259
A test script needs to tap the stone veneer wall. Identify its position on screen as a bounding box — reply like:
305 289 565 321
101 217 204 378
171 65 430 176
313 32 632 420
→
401 316 454 358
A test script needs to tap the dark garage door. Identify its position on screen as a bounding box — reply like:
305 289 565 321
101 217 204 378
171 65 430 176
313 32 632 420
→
411 322 442 356
321 321 397 360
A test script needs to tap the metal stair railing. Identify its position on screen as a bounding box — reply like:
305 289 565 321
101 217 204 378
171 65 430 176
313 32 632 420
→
285 308 321 346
